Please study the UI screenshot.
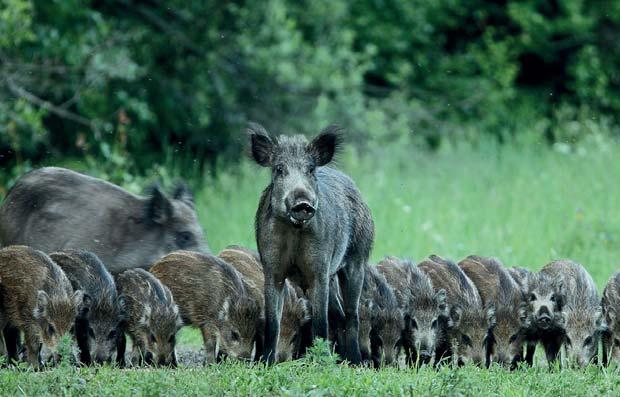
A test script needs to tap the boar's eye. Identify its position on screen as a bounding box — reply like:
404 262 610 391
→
529 293 537 302
614 338 620 347
550 295 556 302
431 319 438 329
462 335 473 347
230 330 240 342
175 231 194 248
409 319 418 329
274 164 285 176
509 334 519 343
583 336 593 347
306 164 316 175
565 337 572 347
150 334 157 344
48 324 56 336
108 330 117 340
169 335 176 344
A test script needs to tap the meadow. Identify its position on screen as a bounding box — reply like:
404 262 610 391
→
2 138 620 396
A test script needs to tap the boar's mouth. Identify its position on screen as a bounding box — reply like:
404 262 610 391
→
288 202 316 227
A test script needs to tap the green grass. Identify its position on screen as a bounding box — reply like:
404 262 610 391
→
4 139 620 395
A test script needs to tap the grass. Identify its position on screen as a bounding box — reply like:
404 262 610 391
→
3 138 620 395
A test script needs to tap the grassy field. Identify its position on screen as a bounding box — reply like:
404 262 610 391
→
3 139 620 395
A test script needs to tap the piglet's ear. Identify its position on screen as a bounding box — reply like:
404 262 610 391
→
248 122 273 167
307 126 342 167
34 290 49 319
218 298 231 321
146 186 172 225
172 183 195 208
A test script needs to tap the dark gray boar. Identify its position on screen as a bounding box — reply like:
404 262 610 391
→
0 167 206 272
0 246 83 367
249 123 374 364
418 255 488 366
602 272 620 365
519 270 566 366
377 257 449 366
458 255 527 369
115 268 182 367
218 246 311 362
541 260 603 367
49 250 125 365
150 251 263 363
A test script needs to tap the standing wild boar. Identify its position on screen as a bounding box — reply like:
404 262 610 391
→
0 246 83 367
150 251 263 363
0 167 206 272
249 123 374 364
218 246 311 362
418 255 488 366
602 272 620 365
49 250 125 365
377 257 449 366
541 260 603 367
458 255 526 369
115 268 182 367
519 270 566 366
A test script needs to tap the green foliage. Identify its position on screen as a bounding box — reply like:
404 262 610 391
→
1 1 620 180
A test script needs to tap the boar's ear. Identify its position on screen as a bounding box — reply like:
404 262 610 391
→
298 298 311 324
172 183 195 208
307 126 342 166
79 293 92 317
450 305 463 327
248 122 273 167
435 289 448 313
34 290 49 318
218 297 231 321
117 295 127 318
146 185 173 225
73 290 85 307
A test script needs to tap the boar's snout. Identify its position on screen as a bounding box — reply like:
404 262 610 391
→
286 188 316 226
536 306 552 329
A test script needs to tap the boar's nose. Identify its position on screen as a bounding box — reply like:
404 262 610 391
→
419 351 432 364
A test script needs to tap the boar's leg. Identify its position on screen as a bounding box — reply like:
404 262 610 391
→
116 332 127 367
337 264 363 365
200 327 219 364
263 276 285 364
310 272 330 344
525 342 536 366
2 325 20 364
74 317 91 366
131 337 149 366
543 339 562 368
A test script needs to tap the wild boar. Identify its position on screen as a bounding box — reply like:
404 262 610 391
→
602 272 620 365
218 246 311 362
249 123 374 364
0 245 83 367
150 251 263 363
0 167 206 273
507 267 531 289
458 255 526 369
49 250 125 365
331 263 404 367
519 270 566 366
115 268 182 367
541 260 603 367
377 256 449 366
418 255 488 366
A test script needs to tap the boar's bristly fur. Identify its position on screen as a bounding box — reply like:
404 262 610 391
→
0 245 83 367
150 251 263 363
115 268 182 367
50 250 125 365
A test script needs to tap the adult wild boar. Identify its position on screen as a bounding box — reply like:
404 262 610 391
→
602 272 620 365
0 167 205 273
249 123 374 364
